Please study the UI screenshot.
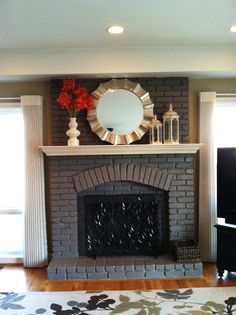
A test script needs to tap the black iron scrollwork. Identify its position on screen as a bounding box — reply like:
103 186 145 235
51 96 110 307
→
84 193 169 257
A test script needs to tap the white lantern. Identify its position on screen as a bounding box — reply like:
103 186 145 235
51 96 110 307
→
163 103 179 144
149 115 163 144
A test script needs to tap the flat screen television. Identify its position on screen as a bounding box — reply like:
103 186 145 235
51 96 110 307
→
217 147 236 225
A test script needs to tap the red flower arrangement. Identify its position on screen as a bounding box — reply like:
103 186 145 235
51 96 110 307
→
57 79 94 117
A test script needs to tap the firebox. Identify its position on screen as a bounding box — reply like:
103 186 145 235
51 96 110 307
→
83 192 169 257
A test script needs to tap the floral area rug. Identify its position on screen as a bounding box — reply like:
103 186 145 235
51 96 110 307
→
0 287 236 315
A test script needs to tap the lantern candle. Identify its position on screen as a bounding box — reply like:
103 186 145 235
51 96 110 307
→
163 103 179 144
149 114 163 144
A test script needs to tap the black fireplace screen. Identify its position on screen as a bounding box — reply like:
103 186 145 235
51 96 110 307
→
84 193 169 257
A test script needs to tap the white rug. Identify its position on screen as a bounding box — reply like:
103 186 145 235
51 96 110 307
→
0 287 236 315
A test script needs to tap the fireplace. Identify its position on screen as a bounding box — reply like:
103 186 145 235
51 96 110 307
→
83 192 169 257
46 77 203 279
46 156 203 280
48 158 196 258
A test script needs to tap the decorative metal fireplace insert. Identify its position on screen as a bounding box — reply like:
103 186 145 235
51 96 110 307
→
84 192 169 257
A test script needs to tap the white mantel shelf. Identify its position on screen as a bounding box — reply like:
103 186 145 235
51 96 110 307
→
39 144 203 156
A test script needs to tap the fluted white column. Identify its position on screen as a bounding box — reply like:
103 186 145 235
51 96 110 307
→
21 95 48 267
199 92 217 262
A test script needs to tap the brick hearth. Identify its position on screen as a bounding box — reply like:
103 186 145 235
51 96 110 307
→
48 256 202 280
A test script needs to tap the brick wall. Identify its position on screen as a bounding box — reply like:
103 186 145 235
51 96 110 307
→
50 77 189 145
47 154 195 258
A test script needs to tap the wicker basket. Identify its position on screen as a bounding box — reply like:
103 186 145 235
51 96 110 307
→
171 240 201 263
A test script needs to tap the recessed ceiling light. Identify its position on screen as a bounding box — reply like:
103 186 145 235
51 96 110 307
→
229 24 236 32
107 26 124 34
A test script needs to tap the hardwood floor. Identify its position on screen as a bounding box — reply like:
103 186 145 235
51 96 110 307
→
0 263 235 292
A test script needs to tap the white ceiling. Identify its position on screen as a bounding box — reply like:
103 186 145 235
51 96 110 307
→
1 0 236 49
0 0 236 80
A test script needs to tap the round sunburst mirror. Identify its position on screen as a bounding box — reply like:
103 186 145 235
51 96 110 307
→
87 78 154 145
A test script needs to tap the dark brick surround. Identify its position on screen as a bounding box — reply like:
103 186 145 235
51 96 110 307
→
47 154 195 258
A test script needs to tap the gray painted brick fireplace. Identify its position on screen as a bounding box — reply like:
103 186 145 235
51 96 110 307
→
49 155 195 258
46 77 202 279
46 154 202 279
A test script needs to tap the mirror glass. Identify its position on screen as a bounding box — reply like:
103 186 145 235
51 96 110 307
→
97 89 143 135
87 78 154 145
